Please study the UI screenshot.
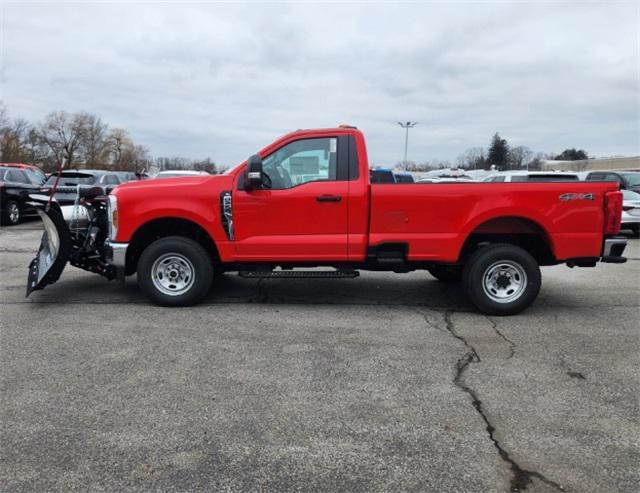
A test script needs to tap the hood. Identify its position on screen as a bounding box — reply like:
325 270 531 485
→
116 174 232 193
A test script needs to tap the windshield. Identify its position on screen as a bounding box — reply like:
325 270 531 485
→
45 173 97 186
621 173 640 186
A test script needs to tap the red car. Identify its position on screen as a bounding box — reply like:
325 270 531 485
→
27 127 626 315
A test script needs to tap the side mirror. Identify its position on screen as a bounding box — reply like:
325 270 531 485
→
245 154 263 190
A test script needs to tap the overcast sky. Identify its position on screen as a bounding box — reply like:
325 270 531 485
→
2 1 639 166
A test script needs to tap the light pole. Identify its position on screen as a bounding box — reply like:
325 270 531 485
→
397 121 417 165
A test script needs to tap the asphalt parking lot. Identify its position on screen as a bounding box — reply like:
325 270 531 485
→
1 219 638 492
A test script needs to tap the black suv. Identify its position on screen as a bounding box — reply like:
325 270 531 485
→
0 166 46 225
586 171 640 193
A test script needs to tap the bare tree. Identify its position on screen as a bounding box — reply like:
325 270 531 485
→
107 128 132 168
456 147 486 170
509 145 534 170
0 118 30 163
78 113 109 166
120 143 151 173
38 111 86 168
192 158 217 174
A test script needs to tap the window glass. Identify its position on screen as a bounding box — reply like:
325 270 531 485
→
45 173 97 186
529 175 578 182
24 168 45 185
621 173 640 186
0 169 6 181
370 169 395 183
8 170 29 184
491 176 506 182
262 138 337 189
106 174 119 185
510 175 528 182
587 173 603 181
604 173 622 183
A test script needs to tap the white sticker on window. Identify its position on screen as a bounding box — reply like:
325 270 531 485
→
330 138 337 153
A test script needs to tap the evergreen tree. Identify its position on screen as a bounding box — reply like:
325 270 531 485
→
487 132 510 170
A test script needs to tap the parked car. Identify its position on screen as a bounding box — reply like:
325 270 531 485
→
0 162 47 185
483 172 579 182
40 170 121 204
393 172 415 183
115 171 139 183
0 166 46 225
26 126 627 316
621 189 640 236
370 167 395 183
154 170 209 179
585 171 640 193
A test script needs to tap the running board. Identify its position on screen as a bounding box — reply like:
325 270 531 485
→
239 269 359 279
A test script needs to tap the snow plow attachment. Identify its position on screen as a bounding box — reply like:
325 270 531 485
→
26 197 116 296
26 203 72 296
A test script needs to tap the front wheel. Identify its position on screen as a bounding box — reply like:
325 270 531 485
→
137 236 214 306
463 244 541 316
2 200 21 225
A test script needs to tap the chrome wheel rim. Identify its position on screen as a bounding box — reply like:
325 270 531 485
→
8 203 19 224
151 253 195 296
482 260 527 304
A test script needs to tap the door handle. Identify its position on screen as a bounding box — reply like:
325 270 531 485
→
316 195 342 203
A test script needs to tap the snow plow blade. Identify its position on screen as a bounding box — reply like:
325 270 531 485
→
26 203 72 296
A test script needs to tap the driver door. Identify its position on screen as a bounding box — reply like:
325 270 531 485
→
233 136 349 261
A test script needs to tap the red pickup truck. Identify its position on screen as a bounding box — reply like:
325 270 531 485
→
27 126 627 315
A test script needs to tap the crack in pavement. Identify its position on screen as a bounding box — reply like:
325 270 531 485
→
558 353 587 381
484 315 516 359
442 311 566 492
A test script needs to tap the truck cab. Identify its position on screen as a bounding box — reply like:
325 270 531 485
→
27 127 627 315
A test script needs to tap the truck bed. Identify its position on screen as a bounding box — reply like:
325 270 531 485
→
369 181 619 263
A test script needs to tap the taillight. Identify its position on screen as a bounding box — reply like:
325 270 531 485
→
604 191 622 235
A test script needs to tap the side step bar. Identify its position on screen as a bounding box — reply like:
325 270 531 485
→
239 269 359 279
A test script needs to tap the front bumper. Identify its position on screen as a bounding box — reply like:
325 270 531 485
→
105 240 129 268
601 237 627 263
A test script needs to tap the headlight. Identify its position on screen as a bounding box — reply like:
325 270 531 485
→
108 194 118 240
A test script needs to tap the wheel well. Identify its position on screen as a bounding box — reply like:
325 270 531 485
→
459 217 555 266
125 218 219 275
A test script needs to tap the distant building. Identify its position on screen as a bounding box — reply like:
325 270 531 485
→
543 156 640 172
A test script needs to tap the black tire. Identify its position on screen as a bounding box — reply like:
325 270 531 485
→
1 200 21 226
462 244 541 316
428 265 462 283
137 236 214 307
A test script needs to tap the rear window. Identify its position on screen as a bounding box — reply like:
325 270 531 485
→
512 174 578 182
45 173 97 186
394 174 414 183
370 169 395 184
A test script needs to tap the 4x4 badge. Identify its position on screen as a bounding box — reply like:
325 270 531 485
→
559 193 594 201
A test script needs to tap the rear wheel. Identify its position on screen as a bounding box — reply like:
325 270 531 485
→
137 236 213 306
1 200 21 225
428 265 462 283
463 244 541 315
